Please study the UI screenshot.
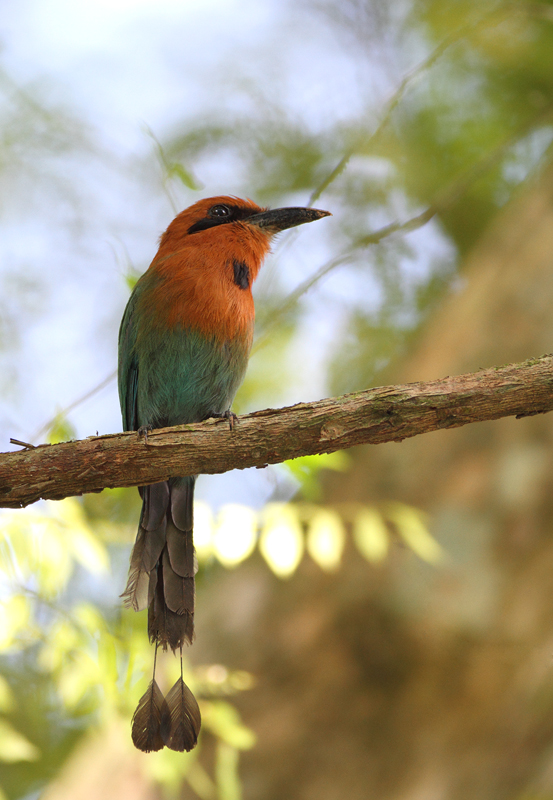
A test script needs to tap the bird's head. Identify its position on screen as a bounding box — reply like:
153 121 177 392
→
182 196 330 236
141 196 331 339
159 195 330 267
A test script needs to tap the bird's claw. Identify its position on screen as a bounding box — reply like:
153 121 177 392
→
137 424 153 444
207 410 237 431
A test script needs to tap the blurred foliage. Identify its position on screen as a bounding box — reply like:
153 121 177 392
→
44 414 77 445
190 495 442 576
4 0 553 797
284 451 352 501
160 0 553 398
0 497 256 800
0 483 440 799
0 66 91 409
395 1 553 253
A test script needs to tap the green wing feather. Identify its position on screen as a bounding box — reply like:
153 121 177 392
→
118 286 140 432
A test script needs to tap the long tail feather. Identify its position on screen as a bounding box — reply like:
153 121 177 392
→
162 547 195 614
126 476 201 751
142 481 170 530
146 476 197 651
160 676 201 752
148 558 195 650
131 678 165 753
121 482 169 611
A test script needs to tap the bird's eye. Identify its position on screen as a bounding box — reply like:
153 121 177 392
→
209 204 230 218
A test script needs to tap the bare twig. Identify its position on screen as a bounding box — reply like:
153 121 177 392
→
9 439 36 450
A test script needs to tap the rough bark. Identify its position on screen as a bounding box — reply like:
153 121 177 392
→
2 355 553 508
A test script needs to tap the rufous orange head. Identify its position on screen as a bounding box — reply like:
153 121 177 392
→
158 195 330 279
141 195 331 341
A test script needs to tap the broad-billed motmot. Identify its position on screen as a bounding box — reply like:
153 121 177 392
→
118 196 330 752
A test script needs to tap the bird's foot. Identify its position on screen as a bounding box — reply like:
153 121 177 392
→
207 410 237 431
226 410 238 431
137 424 153 444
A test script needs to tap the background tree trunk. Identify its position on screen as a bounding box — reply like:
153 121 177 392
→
194 160 553 800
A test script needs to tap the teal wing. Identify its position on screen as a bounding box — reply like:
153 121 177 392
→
118 287 140 432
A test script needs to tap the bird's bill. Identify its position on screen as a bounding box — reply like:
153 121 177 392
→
246 206 331 233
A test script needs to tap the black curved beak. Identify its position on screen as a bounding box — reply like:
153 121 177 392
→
246 206 331 233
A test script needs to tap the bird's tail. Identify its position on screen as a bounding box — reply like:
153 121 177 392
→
122 476 201 752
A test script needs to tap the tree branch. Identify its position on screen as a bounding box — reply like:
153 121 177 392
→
2 354 553 509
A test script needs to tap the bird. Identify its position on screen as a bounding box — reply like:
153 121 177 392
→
118 195 330 753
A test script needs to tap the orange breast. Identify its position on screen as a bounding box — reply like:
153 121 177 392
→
138 218 271 344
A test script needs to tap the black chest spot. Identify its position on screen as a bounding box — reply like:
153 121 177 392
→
233 260 250 290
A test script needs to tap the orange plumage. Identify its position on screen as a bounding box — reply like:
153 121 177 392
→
137 197 270 342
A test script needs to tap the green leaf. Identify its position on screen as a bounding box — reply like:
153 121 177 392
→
385 503 444 563
284 452 351 501
0 675 14 713
202 700 256 750
0 595 33 652
353 508 389 564
259 503 304 578
56 499 109 575
32 521 73 598
45 414 76 444
216 742 242 800
167 161 201 190
212 504 257 568
124 271 140 291
144 743 198 792
0 719 40 762
306 509 345 571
